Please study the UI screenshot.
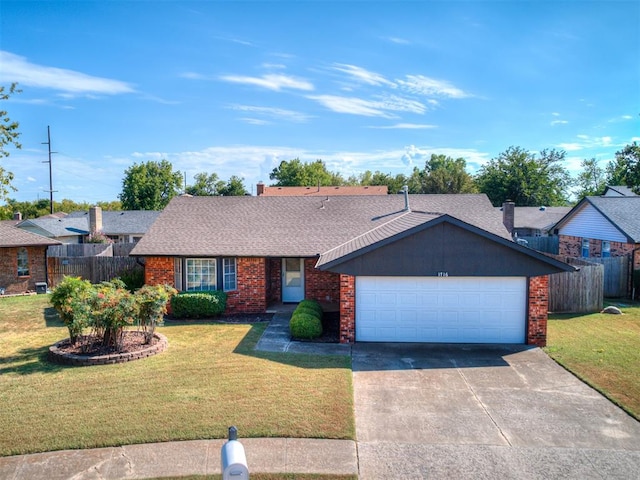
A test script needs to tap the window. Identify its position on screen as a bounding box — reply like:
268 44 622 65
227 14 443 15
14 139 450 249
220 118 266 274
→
186 258 217 291
581 238 590 258
223 258 237 291
602 241 611 258
174 258 183 291
17 248 29 276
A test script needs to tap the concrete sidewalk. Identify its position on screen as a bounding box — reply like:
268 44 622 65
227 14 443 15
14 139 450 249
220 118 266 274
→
0 438 358 479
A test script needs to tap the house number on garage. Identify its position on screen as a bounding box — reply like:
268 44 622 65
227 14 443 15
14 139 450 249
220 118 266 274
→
437 272 449 277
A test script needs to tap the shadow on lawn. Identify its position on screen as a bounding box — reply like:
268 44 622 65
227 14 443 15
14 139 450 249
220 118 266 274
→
0 345 65 376
44 307 64 328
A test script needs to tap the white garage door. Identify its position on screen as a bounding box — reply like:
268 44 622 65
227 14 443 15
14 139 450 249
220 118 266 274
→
356 276 526 343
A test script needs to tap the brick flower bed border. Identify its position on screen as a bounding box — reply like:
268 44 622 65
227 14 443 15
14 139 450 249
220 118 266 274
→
48 333 168 366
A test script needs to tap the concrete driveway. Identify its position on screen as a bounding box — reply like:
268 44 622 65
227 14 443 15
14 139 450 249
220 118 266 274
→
352 343 640 479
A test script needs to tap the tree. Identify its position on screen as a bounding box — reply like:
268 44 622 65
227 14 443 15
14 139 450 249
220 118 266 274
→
0 83 22 201
606 142 640 193
575 158 606 199
475 146 572 206
218 175 248 196
415 154 477 194
269 158 344 186
119 160 183 210
356 170 413 194
185 172 225 196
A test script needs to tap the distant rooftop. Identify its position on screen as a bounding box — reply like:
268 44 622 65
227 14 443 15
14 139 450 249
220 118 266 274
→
256 184 388 196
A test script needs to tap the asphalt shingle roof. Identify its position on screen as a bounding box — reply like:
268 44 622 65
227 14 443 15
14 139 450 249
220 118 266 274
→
131 194 510 257
17 217 90 237
586 196 640 242
0 222 61 248
498 206 571 232
66 210 161 235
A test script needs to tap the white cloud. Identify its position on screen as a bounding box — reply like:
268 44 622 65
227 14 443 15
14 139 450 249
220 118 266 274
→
0 51 134 95
331 64 395 87
376 94 427 114
240 118 271 125
308 95 394 118
557 135 618 152
396 75 470 99
369 123 437 130
551 112 561 117
551 120 568 126
386 37 411 45
219 73 314 91
229 105 312 123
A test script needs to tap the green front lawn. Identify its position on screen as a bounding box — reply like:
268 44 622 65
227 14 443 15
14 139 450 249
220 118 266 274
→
545 301 640 420
0 295 354 457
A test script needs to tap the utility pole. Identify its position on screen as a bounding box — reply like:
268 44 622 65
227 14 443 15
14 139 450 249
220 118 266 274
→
41 125 57 214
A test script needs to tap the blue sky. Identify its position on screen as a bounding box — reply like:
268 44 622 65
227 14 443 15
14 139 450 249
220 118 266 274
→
1 1 638 203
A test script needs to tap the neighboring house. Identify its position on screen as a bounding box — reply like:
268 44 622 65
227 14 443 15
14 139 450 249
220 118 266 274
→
256 183 388 196
554 196 640 270
603 185 638 197
132 194 572 347
0 221 61 294
66 207 161 243
16 207 160 244
499 203 571 237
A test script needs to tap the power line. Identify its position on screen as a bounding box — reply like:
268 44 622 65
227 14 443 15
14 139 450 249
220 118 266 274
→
41 126 58 214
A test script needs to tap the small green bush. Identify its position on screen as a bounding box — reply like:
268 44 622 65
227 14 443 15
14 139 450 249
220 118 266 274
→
294 305 322 319
290 312 323 339
298 299 323 316
171 290 227 318
117 268 145 292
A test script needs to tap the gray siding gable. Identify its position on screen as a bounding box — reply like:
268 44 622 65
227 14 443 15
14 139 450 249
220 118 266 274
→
317 215 573 277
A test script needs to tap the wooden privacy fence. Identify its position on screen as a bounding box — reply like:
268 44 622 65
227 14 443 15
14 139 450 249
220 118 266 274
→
48 256 142 287
584 256 629 298
549 257 603 313
519 236 559 254
48 243 112 257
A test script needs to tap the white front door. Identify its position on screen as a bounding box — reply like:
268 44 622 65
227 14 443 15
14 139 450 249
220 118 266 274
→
282 258 305 302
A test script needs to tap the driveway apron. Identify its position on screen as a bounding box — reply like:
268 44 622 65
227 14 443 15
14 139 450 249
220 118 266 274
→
352 343 640 479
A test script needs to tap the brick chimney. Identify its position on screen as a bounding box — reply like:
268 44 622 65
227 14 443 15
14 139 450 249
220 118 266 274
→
256 182 265 196
502 201 515 235
89 206 103 234
13 212 22 221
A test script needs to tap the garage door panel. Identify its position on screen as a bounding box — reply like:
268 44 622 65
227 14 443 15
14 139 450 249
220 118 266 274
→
356 276 526 344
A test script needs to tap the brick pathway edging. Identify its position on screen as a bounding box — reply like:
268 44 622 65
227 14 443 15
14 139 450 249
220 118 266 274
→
48 333 168 366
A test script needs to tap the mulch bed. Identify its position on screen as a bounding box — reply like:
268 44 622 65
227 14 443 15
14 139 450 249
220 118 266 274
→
55 331 157 357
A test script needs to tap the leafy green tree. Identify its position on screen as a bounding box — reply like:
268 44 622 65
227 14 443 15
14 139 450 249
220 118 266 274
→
415 154 477 194
575 158 606 199
218 175 248 196
356 170 413 194
475 146 572 206
119 160 182 210
606 142 640 193
269 158 344 186
0 83 22 201
0 198 122 220
185 172 225 196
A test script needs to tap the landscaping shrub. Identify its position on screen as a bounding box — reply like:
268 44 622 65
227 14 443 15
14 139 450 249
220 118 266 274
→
298 299 323 316
294 305 322 319
117 267 145 292
50 276 93 343
136 284 177 343
171 290 227 318
290 312 323 339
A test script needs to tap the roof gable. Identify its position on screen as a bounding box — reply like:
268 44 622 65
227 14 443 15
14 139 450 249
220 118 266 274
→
555 197 640 243
317 215 573 276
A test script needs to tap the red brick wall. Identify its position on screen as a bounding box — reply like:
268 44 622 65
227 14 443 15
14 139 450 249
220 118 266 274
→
0 246 48 294
226 257 267 314
559 234 637 262
145 257 175 286
304 258 340 304
339 274 355 344
527 275 548 347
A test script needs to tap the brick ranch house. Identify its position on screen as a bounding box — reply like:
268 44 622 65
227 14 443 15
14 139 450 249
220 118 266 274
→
131 194 573 346
554 196 640 271
0 221 61 294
